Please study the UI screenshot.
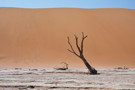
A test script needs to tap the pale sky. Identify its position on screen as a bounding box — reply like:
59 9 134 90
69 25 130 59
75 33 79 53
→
0 0 135 9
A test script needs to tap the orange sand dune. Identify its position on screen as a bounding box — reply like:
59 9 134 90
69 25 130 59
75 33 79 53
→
0 8 135 69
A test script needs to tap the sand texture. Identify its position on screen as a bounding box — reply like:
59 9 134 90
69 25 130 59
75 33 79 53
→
0 8 135 68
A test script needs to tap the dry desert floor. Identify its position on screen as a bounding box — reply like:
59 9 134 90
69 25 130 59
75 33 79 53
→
0 69 135 90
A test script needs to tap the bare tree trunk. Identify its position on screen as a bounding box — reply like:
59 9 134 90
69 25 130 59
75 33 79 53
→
67 32 97 74
80 56 97 74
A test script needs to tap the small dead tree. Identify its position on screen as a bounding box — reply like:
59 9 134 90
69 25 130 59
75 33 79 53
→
54 62 68 70
67 32 97 74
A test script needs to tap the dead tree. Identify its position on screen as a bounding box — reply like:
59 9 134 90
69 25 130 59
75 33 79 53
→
54 62 68 70
62 62 68 69
67 32 97 74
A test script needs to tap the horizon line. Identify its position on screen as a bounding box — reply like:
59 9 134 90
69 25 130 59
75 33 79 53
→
0 7 135 10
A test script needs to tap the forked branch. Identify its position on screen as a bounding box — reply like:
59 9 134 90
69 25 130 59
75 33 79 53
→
81 32 87 54
67 32 87 57
74 35 81 53
67 37 80 57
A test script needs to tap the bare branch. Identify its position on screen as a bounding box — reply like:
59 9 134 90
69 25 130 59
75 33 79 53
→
81 32 88 54
82 32 87 39
67 37 80 57
67 37 74 52
74 34 81 53
84 36 88 39
82 32 84 37
67 49 74 53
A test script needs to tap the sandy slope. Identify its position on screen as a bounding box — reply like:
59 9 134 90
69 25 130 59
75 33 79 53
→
0 69 135 90
0 8 135 69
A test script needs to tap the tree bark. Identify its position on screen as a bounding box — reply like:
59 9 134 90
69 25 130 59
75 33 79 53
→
80 56 97 74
